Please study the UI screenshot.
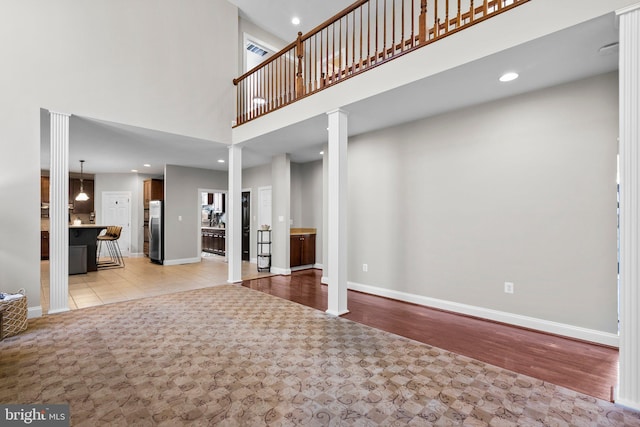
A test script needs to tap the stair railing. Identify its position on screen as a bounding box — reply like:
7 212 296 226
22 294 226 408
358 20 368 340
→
233 0 529 126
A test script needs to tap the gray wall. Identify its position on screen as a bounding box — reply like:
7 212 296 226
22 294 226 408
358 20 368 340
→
348 72 619 333
164 165 227 262
271 155 291 270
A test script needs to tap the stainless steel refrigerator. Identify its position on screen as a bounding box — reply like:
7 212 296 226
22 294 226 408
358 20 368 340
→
149 200 163 264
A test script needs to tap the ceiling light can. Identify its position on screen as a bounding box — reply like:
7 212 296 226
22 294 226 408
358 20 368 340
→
499 72 519 82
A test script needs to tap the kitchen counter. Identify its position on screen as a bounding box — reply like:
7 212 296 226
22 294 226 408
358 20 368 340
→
69 224 105 229
290 228 317 235
202 226 225 230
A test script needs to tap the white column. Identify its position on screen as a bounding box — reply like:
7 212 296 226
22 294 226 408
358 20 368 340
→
227 144 243 283
326 109 349 316
617 2 640 412
321 144 329 284
49 111 70 314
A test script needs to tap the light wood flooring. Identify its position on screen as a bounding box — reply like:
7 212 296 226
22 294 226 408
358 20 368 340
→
40 255 272 313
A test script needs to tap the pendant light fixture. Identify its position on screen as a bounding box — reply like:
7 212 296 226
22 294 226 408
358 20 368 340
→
75 160 89 201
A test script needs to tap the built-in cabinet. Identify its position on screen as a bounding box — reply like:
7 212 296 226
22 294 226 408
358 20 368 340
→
40 177 50 204
143 179 164 257
290 232 316 267
202 228 225 256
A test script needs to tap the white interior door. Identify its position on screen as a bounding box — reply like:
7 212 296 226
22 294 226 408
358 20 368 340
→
258 186 272 229
102 192 131 256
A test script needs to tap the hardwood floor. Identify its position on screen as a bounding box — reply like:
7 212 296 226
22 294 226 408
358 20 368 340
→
243 268 618 403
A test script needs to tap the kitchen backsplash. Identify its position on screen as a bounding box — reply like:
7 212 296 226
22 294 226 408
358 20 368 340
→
41 213 93 231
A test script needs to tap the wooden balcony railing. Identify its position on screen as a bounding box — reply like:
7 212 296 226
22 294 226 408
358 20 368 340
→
233 0 529 126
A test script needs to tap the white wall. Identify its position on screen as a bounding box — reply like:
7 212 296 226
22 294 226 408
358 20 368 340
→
164 165 228 263
348 73 619 334
0 0 237 311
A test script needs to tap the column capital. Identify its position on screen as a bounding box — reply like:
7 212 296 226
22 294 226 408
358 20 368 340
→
326 108 349 117
48 110 71 117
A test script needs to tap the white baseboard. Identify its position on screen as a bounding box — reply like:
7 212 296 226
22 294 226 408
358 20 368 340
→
271 266 291 275
314 263 324 270
250 258 257 264
321 276 328 284
162 257 201 266
348 281 619 347
128 252 145 258
28 306 43 318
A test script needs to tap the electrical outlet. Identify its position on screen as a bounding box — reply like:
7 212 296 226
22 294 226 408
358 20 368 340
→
362 264 368 272
504 282 514 294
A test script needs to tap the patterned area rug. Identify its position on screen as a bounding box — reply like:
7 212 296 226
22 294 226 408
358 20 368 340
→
1 285 639 426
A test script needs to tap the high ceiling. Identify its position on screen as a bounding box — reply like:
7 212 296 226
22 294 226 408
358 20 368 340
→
41 2 619 175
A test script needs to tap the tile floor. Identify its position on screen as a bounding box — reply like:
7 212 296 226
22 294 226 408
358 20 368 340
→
40 255 273 314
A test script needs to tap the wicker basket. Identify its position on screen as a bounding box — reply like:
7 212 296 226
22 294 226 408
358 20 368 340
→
0 290 28 339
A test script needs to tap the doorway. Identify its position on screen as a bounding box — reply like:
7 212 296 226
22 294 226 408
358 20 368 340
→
242 191 250 261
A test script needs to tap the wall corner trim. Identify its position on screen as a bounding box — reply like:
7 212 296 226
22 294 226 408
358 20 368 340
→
347 281 619 347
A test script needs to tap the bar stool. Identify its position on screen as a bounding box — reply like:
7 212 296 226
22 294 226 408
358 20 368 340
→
97 226 125 268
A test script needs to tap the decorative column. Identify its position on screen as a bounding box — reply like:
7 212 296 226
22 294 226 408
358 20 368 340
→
270 154 291 275
322 144 329 284
49 111 70 314
227 144 243 283
326 109 349 316
617 2 640 412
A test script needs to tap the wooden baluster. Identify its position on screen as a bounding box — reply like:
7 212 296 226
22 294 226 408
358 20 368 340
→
483 0 488 16
295 32 304 97
345 16 349 76
411 0 415 46
359 6 363 70
445 0 449 33
419 0 427 44
392 0 396 54
470 0 474 22
434 0 438 38
352 10 356 72
375 0 379 62
457 0 461 27
401 0 405 51
367 2 371 66
383 0 387 58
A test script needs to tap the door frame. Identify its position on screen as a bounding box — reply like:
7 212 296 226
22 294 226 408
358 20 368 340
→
242 188 252 262
197 188 227 259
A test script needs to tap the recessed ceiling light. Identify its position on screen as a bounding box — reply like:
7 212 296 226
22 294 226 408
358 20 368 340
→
131 169 138 173
320 151 324 155
218 159 225 163
143 164 151 167
291 17 300 26
499 72 519 82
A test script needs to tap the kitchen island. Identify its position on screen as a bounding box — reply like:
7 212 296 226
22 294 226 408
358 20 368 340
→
69 225 107 272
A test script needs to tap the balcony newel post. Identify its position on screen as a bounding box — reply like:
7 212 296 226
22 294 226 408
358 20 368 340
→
295 31 304 98
419 0 427 43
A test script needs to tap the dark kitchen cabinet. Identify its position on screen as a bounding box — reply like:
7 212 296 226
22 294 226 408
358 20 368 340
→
41 231 49 260
41 177 50 204
143 179 164 209
290 233 316 267
143 179 163 256
202 229 225 256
